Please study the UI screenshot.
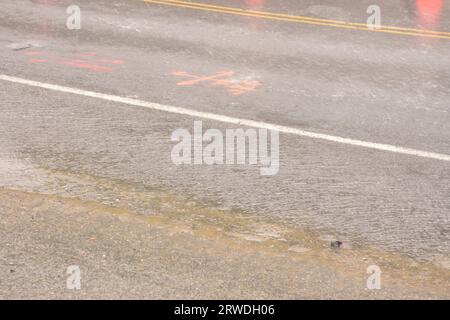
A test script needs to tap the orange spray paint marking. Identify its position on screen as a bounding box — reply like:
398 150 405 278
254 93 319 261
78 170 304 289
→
173 70 260 96
29 58 48 63
228 80 261 96
22 51 123 73
97 59 125 65
59 59 113 73
174 71 234 86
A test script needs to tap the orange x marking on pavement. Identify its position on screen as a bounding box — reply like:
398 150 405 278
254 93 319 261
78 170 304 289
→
173 70 260 96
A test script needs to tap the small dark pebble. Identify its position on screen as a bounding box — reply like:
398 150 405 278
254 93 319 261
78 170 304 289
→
331 240 343 249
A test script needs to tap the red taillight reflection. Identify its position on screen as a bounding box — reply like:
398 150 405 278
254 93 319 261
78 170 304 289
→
416 0 443 27
244 0 265 8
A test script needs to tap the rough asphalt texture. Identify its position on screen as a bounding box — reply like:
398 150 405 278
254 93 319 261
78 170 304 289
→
0 0 449 298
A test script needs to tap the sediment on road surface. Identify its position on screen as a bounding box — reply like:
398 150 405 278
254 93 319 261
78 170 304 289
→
0 158 449 299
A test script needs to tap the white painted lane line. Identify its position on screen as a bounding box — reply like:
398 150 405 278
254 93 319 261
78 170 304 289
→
1 74 449 162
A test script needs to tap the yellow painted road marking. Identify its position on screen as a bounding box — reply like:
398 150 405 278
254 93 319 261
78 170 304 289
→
142 0 450 40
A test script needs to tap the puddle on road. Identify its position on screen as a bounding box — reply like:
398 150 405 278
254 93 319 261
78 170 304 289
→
0 156 449 297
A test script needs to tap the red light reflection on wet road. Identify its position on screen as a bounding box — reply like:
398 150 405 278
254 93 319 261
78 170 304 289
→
416 0 443 29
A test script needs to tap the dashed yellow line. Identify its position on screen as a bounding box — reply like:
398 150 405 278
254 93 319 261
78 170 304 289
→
142 0 450 40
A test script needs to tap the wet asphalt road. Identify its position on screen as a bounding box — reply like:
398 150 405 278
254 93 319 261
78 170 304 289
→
0 0 449 295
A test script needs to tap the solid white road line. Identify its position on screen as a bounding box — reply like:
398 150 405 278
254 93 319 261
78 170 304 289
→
1 74 449 162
